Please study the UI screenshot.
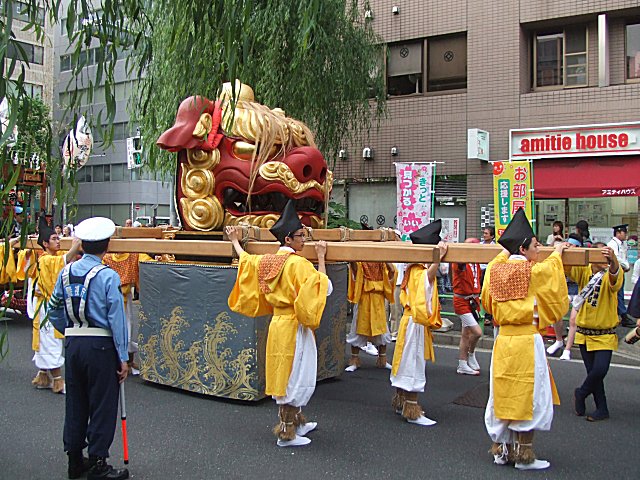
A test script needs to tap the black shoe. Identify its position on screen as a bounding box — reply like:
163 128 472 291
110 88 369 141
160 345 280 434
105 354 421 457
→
68 451 92 479
87 458 129 480
574 388 586 417
620 315 636 328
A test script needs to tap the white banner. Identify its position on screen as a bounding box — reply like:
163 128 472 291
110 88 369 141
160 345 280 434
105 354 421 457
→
395 163 435 241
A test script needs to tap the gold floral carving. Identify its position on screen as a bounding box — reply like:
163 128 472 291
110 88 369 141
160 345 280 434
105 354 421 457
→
180 196 224 230
181 168 215 199
192 113 212 140
181 149 223 231
138 306 261 400
187 148 220 170
258 162 333 195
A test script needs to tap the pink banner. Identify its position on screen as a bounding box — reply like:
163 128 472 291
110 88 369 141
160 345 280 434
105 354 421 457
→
396 163 434 241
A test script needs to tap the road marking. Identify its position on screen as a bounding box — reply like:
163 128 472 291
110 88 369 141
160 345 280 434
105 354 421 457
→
433 344 640 370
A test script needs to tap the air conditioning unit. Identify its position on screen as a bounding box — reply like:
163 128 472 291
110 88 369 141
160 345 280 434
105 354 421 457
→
338 149 348 160
364 9 373 19
362 147 373 160
392 6 400 15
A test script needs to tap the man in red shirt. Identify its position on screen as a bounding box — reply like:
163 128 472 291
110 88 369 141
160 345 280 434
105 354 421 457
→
452 238 483 375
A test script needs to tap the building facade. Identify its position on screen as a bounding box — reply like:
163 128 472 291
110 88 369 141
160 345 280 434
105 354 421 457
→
335 0 640 257
53 1 170 226
3 1 54 108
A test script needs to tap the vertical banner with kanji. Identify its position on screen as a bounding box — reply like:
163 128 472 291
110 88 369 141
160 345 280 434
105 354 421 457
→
395 163 435 241
492 161 533 237
440 218 460 243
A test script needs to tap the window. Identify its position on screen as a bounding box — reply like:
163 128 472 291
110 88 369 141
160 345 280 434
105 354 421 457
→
386 34 467 96
1 1 45 26
387 41 423 96
626 23 640 80
534 26 587 89
110 163 125 182
24 83 42 98
60 55 71 72
93 164 105 182
84 166 92 183
427 34 467 91
93 205 110 218
59 46 114 73
6 40 44 65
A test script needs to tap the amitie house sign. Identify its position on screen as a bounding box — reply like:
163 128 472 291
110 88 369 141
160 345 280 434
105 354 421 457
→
510 122 640 160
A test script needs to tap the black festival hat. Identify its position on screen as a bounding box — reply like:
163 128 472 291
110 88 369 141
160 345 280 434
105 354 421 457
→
269 199 304 244
410 219 442 245
498 208 535 254
37 214 55 249
360 222 373 230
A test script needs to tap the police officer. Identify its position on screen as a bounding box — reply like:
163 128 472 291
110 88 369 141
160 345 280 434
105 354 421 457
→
48 217 130 480
608 224 634 327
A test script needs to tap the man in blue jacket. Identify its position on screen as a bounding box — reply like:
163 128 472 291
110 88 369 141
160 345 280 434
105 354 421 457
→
48 217 130 480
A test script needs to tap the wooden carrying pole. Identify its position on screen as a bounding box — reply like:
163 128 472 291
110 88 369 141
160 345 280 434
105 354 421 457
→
24 237 604 265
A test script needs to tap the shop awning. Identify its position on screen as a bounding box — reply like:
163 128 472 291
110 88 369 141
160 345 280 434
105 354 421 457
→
533 157 640 198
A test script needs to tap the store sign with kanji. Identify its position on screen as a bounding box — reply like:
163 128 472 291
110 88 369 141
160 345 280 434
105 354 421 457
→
510 122 640 160
492 161 533 237
395 163 434 241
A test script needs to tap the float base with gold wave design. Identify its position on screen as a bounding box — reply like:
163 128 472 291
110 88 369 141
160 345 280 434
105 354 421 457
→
137 262 347 401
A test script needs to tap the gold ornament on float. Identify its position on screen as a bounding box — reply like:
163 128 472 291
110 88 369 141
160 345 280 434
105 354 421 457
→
180 196 224 230
187 148 220 170
181 168 215 199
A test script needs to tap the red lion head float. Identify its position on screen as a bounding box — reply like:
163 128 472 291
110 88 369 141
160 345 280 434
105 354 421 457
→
157 82 332 231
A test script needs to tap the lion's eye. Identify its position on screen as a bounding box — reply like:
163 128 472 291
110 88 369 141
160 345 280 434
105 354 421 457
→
231 141 256 160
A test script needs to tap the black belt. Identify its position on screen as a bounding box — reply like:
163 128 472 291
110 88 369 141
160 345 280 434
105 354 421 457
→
576 326 616 336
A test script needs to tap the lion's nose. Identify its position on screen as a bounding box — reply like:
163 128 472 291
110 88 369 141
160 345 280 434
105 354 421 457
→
281 146 327 185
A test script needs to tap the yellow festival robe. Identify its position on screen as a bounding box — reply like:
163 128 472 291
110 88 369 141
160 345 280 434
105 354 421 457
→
391 264 442 376
567 265 622 351
228 250 329 397
17 251 67 350
481 251 567 421
348 262 396 337
0 242 18 284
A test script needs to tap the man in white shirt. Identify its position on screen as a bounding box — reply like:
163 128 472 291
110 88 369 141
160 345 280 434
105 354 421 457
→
608 224 635 327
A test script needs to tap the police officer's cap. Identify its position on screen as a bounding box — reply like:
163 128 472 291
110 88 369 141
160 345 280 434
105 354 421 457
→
612 224 628 233
75 217 116 242
498 208 535 254
409 219 442 245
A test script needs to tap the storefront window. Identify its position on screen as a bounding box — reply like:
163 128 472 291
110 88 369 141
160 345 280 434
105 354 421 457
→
536 198 638 244
626 23 640 80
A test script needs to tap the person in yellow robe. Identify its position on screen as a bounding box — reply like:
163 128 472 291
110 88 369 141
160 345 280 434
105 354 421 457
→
482 209 568 471
103 252 141 375
227 200 330 448
1 237 19 284
345 261 396 371
566 242 622 422
390 220 446 427
18 218 81 393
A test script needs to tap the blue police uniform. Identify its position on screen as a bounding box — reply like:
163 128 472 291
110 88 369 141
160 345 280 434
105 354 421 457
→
49 253 128 460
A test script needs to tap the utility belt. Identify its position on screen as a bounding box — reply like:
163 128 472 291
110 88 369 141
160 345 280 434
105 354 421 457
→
65 326 112 337
576 326 617 336
453 293 479 300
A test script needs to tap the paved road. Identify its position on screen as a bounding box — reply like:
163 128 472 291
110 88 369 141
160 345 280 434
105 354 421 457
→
1 318 639 480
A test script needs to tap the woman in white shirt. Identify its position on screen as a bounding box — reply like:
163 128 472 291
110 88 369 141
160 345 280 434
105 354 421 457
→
546 221 564 246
